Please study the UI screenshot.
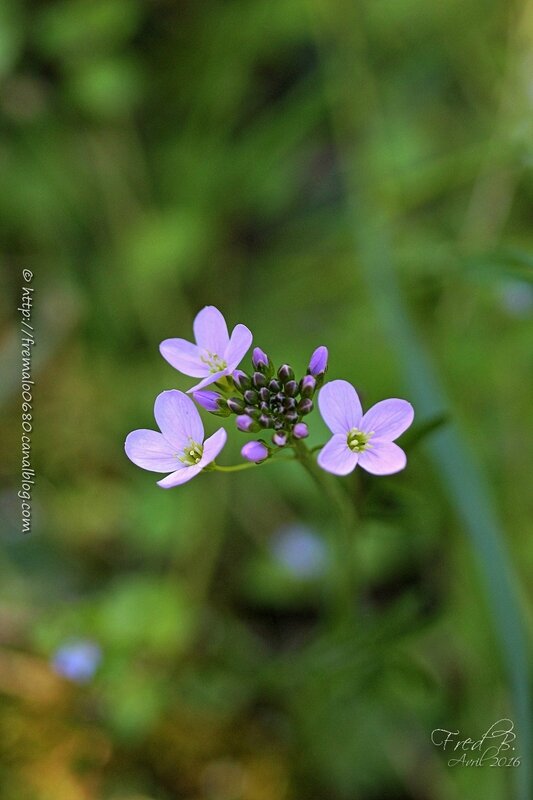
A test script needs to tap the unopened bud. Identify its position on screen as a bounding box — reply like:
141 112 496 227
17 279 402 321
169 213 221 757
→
227 397 245 414
244 388 259 405
193 390 223 413
253 371 267 389
308 346 328 378
242 441 269 462
293 422 309 439
273 431 288 447
233 369 252 391
284 380 298 397
297 398 314 415
252 347 270 372
236 414 256 432
300 375 316 398
278 364 295 383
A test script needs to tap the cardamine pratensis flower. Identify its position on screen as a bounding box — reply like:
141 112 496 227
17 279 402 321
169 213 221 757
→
317 380 414 476
160 306 252 392
125 390 227 487
52 640 102 683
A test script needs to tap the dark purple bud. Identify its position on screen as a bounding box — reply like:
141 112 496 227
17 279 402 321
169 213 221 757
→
253 371 267 389
244 388 259 405
293 422 309 439
282 397 296 409
236 414 256 432
268 379 281 393
278 364 295 383
193 390 222 413
259 413 273 428
284 380 298 397
308 346 328 377
252 347 270 372
233 369 252 391
273 431 288 447
259 387 270 403
227 397 245 414
285 410 299 423
245 405 261 420
297 398 314 415
242 441 269 462
300 375 317 398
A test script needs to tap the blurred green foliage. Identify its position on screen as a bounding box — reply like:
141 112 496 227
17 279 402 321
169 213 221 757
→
1 0 532 798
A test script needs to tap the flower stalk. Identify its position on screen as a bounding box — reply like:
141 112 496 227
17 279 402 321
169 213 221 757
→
292 439 359 625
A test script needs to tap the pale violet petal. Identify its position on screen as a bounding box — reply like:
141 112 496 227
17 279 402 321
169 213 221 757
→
124 429 181 473
361 399 414 441
186 369 228 393
224 324 253 371
199 428 227 467
193 306 229 354
358 440 407 475
157 463 203 488
317 434 359 475
159 338 208 377
318 380 363 435
154 390 204 449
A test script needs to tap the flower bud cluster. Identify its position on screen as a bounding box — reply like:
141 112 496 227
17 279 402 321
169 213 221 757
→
192 345 328 462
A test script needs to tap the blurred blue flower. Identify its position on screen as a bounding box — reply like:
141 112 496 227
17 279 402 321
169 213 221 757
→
498 280 533 318
52 639 102 683
271 524 328 578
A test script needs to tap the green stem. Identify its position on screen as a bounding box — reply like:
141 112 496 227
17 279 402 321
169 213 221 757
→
212 454 296 472
293 439 358 625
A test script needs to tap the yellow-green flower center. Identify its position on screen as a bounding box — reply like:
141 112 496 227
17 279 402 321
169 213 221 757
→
178 440 204 466
201 351 227 374
347 428 373 453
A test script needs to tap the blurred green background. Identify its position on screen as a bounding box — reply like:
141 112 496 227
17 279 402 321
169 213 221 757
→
1 0 532 798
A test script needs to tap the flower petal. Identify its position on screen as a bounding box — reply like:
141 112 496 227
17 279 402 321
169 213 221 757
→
361 399 414 441
157 463 203 488
317 434 359 475
318 380 363 435
199 428 227 467
358 440 406 475
154 390 204 449
187 369 228 393
124 429 181 473
193 306 229 354
224 324 253 370
159 338 208 377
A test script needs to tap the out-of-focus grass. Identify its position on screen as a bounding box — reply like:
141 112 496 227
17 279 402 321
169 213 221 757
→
0 0 532 798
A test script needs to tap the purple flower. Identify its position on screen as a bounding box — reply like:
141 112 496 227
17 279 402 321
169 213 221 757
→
308 346 328 377
317 380 414 476
125 390 227 488
52 640 101 683
272 524 328 578
293 422 309 439
192 390 222 413
241 441 269 462
160 306 253 392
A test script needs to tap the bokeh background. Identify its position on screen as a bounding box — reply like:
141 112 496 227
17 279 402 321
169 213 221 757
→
1 1 533 798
